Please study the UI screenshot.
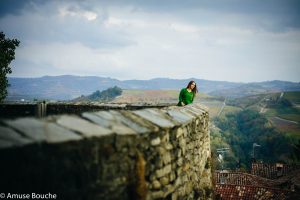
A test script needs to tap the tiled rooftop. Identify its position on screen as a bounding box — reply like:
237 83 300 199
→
251 163 300 179
215 172 281 188
214 164 300 199
215 184 290 200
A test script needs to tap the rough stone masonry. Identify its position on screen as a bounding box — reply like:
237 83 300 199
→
0 103 212 200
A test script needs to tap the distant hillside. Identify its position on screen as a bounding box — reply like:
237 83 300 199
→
226 91 300 141
6 76 242 100
7 75 121 100
209 80 300 98
6 75 300 100
210 91 300 169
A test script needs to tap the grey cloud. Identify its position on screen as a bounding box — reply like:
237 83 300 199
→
96 0 300 31
0 0 135 49
1 0 300 82
0 0 49 17
2 0 300 32
0 0 29 17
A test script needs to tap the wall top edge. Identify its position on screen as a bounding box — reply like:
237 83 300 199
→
0 103 209 149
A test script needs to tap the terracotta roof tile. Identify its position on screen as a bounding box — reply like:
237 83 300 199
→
215 184 290 200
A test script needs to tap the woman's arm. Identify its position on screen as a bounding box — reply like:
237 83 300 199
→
178 89 185 106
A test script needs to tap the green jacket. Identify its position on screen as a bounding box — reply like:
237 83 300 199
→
177 88 194 106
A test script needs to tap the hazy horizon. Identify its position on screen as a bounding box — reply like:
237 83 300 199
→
7 74 300 84
1 0 300 82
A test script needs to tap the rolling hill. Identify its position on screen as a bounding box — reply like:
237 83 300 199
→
6 75 300 101
209 80 300 98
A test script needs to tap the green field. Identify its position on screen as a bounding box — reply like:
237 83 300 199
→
269 116 300 141
218 105 243 118
207 91 300 167
214 91 300 144
283 91 300 104
113 89 179 104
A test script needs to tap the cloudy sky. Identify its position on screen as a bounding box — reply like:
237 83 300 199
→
1 0 300 82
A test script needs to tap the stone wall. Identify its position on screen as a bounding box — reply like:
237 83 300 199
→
0 103 212 200
0 102 174 118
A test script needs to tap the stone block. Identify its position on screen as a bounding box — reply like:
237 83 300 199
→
157 146 166 155
183 127 189 137
114 135 136 151
56 115 112 138
152 180 161 190
94 110 116 120
185 106 206 116
0 126 33 147
155 159 163 168
182 174 189 183
156 164 172 178
151 137 161 146
133 109 175 128
149 164 156 173
149 174 156 182
171 162 177 170
165 143 173 150
176 168 182 177
192 172 199 182
182 162 190 172
169 172 176 182
178 137 186 147
160 176 169 186
194 155 200 163
119 110 159 132
109 110 150 133
181 146 186 155
151 191 164 199
183 181 193 195
175 177 182 187
191 104 208 113
179 108 198 117
166 109 194 124
195 118 200 126
162 153 171 165
194 141 201 148
161 132 169 143
187 142 194 150
185 153 192 160
163 184 175 197
176 128 183 138
82 112 136 135
176 149 182 157
171 192 178 200
4 117 82 143
192 133 202 140
177 157 183 166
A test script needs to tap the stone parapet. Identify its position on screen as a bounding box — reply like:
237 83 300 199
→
0 103 212 200
0 102 175 118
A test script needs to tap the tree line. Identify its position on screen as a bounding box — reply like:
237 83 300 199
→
212 109 295 170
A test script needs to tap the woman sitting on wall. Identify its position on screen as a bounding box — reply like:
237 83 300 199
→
177 80 198 106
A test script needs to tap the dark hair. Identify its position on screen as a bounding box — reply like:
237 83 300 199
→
186 80 198 97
